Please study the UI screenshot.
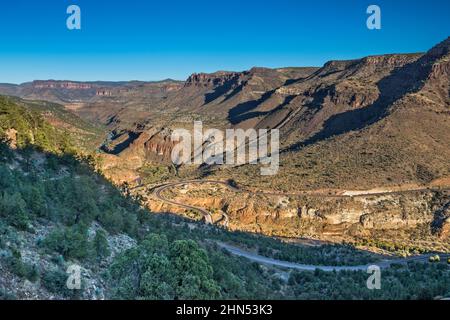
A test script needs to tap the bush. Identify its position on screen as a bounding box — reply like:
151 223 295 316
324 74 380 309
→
429 255 441 263
108 235 221 300
0 192 29 230
43 225 90 260
41 268 82 298
5 255 39 282
98 209 124 234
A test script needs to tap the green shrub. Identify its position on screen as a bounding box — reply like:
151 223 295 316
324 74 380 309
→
5 255 39 282
41 268 82 298
0 192 29 230
43 225 90 260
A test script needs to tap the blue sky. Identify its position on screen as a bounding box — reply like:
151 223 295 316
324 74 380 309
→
0 0 449 83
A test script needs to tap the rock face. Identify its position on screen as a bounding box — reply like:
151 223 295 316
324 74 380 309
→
95 88 131 97
96 90 113 96
102 128 178 163
143 131 177 163
432 200 450 238
185 72 241 88
5 128 17 149
229 192 442 236
441 218 450 238
149 184 450 244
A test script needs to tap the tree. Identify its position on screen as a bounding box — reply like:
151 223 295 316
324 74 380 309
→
139 254 174 300
45 155 60 171
0 140 13 160
0 165 14 190
0 192 29 230
24 185 46 217
43 224 90 260
169 240 221 300
98 208 124 234
93 230 110 259
141 233 169 255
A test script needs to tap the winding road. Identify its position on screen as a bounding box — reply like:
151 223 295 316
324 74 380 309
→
217 243 449 272
153 182 215 224
144 180 450 271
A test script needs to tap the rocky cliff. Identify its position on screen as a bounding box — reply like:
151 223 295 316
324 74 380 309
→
146 182 450 252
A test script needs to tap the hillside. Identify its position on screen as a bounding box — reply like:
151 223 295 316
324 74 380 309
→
0 96 107 154
211 37 450 190
1 141 450 300
0 97 75 154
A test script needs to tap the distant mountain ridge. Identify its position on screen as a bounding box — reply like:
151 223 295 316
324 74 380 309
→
0 79 184 104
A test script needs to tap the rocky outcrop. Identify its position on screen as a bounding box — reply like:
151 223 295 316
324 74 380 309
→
143 130 178 163
313 82 380 109
441 218 450 238
5 128 18 149
185 72 241 88
96 88 132 97
432 200 450 238
96 90 113 96
149 184 450 242
164 83 184 92
101 127 178 166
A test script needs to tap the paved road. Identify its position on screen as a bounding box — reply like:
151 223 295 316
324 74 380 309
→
217 242 450 272
216 211 230 228
147 179 449 227
150 180 243 225
153 183 214 224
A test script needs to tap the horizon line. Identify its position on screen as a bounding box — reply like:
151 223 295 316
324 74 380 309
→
0 45 436 85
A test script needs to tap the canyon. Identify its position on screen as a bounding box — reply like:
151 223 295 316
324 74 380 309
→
1 37 449 253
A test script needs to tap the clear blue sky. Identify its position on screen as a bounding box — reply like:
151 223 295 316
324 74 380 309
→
0 0 449 83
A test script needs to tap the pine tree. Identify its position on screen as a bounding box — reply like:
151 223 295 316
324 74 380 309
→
93 230 110 259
